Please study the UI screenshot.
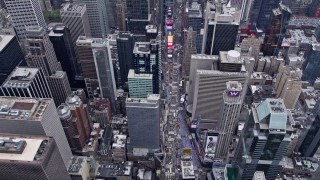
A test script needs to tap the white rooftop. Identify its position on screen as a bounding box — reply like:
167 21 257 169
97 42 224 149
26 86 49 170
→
128 69 153 79
0 137 42 161
2 67 40 88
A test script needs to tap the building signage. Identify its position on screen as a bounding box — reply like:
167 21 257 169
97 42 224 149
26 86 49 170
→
227 91 240 97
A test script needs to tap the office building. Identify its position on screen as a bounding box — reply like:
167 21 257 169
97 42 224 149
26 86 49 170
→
25 26 62 76
302 44 320 85
46 71 72 106
92 39 117 111
126 0 150 33
105 34 121 88
215 81 243 158
183 27 197 78
1 67 51 98
202 2 240 55
0 97 72 167
263 4 291 56
25 26 71 106
187 54 218 106
249 0 281 31
191 51 248 129
60 3 91 47
40 0 52 11
4 0 46 41
237 36 262 60
128 69 153 98
133 41 160 94
298 109 320 157
75 0 110 38
275 65 302 109
0 35 25 85
282 0 310 15
0 134 71 180
126 94 160 152
57 95 90 154
186 1 203 53
49 24 79 83
116 32 134 86
235 98 293 180
115 0 126 31
68 156 97 180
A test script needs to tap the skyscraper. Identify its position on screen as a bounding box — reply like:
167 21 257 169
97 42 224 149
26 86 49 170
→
0 97 72 168
133 41 160 94
302 44 320 85
126 94 160 152
49 24 79 84
202 1 240 55
235 98 293 180
249 0 281 31
191 51 248 129
298 106 320 157
25 26 71 106
128 69 153 98
116 32 134 87
186 1 203 53
57 94 91 154
1 67 52 98
60 3 91 47
115 0 127 31
4 0 46 41
275 65 302 109
92 38 117 111
0 134 71 180
215 81 243 158
183 27 197 78
75 0 110 38
0 35 25 85
263 4 291 56
126 0 150 33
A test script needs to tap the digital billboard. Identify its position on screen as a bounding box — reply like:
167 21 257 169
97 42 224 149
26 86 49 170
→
227 91 240 97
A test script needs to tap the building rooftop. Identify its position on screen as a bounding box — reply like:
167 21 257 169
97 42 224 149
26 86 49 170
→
0 97 51 120
181 160 196 179
253 171 266 180
0 135 50 162
61 3 86 13
220 50 242 64
255 98 288 131
97 162 132 178
2 67 40 88
128 69 153 79
283 29 318 45
0 34 14 53
145 25 157 33
68 156 91 175
133 42 150 54
127 94 160 104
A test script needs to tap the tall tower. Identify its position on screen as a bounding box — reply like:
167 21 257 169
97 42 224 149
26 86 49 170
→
4 0 46 41
49 24 79 83
0 67 52 98
115 0 127 31
302 44 320 85
25 26 71 106
60 3 91 46
0 134 71 180
0 97 72 168
0 35 25 85
183 27 197 78
275 65 302 109
215 81 243 158
126 94 160 153
75 0 110 38
186 1 203 53
235 98 293 180
263 4 292 56
202 1 240 55
126 0 150 33
92 38 117 112
57 94 91 154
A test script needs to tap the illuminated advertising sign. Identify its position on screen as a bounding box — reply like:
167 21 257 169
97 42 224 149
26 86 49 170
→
205 134 218 154
168 35 173 43
227 91 240 97
167 26 173 30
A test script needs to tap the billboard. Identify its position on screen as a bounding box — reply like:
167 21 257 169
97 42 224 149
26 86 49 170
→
168 35 173 43
167 26 173 30
227 90 240 97
205 134 218 155
182 148 192 157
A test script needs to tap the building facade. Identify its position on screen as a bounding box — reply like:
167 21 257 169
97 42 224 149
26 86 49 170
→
0 134 71 180
126 94 160 151
0 97 72 167
128 69 153 98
